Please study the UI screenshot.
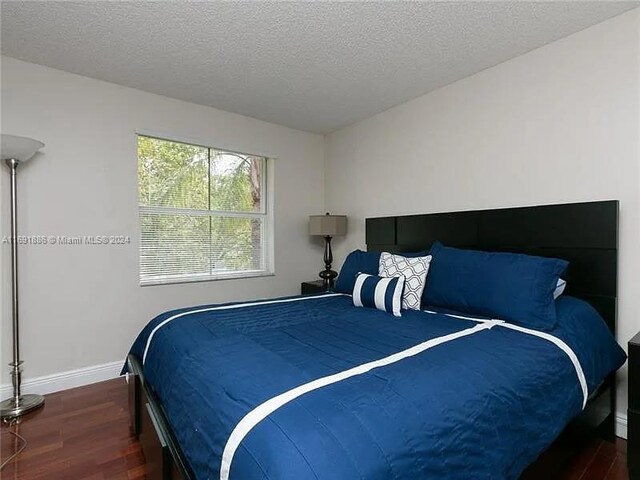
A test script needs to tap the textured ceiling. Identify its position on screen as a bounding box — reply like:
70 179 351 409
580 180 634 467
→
1 1 638 133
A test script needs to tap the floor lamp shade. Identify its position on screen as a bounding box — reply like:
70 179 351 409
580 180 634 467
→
1 134 45 419
2 134 45 162
309 213 347 287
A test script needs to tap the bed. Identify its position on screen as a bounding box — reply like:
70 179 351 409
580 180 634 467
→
126 200 625 480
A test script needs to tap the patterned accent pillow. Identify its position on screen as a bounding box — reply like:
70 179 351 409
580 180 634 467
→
352 273 405 317
554 278 567 299
379 252 432 310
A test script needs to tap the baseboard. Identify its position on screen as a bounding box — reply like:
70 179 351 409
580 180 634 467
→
0 360 123 398
616 412 628 439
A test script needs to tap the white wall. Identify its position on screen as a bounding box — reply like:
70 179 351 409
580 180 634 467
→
0 56 325 381
325 8 640 420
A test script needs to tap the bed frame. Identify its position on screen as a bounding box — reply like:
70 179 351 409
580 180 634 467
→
128 200 620 480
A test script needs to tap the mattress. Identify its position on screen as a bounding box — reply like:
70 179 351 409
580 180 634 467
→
127 293 626 480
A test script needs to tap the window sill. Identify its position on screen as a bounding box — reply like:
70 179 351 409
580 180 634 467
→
140 271 275 287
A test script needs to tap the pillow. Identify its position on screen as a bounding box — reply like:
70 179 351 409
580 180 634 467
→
554 278 567 299
353 273 405 317
335 250 380 293
423 242 568 330
335 249 429 294
379 252 432 310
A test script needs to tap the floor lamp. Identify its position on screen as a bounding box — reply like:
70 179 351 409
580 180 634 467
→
0 134 45 419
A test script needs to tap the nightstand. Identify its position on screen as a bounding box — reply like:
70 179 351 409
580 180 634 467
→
630 331 640 479
301 280 328 295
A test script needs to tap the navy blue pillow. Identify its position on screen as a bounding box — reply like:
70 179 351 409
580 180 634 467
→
335 250 380 293
335 249 429 294
423 242 568 330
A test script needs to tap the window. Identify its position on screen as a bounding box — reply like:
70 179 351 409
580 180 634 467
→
137 135 272 285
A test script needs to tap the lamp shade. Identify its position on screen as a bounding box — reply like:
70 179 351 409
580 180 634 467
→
309 214 347 236
1 134 44 162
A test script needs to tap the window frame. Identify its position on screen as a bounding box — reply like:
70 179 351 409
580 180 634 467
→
136 133 275 286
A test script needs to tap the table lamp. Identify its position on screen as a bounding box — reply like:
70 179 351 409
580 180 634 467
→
308 213 347 287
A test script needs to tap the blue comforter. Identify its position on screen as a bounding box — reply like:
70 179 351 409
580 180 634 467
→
127 293 625 480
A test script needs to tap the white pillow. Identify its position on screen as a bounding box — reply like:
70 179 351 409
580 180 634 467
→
554 278 567 299
379 252 432 310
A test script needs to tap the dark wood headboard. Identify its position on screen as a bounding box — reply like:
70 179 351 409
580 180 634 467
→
366 200 619 334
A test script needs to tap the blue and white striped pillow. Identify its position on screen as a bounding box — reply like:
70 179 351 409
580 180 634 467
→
352 273 405 317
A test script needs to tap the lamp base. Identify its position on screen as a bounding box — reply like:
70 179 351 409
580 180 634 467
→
0 394 45 419
319 269 337 288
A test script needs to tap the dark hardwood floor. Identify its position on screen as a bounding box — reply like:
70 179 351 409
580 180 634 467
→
0 378 631 479
0 378 144 479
